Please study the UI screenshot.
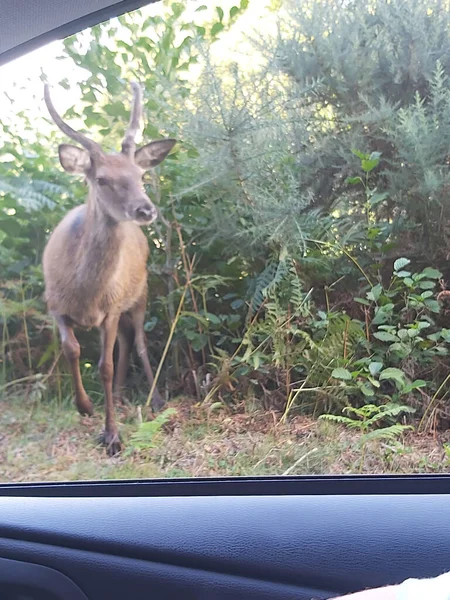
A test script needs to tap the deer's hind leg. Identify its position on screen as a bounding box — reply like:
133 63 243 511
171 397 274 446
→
56 315 94 417
114 313 135 403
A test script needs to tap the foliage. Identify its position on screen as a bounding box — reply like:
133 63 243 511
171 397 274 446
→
319 403 414 445
319 402 415 472
128 408 177 452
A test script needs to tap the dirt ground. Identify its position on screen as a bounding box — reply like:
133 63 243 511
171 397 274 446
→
1 392 449 483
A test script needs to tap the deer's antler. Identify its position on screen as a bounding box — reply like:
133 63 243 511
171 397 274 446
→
44 84 102 154
122 82 143 156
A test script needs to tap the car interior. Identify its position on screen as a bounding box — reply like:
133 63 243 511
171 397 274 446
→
1 1 450 600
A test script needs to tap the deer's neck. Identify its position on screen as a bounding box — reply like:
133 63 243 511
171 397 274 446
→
76 193 123 290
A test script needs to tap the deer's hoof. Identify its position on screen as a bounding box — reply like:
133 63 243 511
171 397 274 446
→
76 395 94 417
99 429 123 456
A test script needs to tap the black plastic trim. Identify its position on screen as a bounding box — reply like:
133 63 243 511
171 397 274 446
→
0 539 336 599
0 0 160 67
0 474 449 497
0 556 88 599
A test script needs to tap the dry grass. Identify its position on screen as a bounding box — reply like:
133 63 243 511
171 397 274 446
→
0 391 449 483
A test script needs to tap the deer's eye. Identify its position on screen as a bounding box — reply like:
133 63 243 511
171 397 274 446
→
96 177 109 187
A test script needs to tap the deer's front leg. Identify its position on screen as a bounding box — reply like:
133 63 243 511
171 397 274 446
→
99 312 122 456
56 315 94 417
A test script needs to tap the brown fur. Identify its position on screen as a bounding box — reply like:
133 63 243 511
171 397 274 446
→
44 194 149 329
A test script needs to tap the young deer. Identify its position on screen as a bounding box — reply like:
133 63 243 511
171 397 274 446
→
42 82 176 455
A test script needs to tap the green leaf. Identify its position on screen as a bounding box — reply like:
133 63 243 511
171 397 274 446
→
360 383 375 397
389 342 408 354
394 257 411 271
58 78 70 90
369 361 383 376
361 158 380 173
367 283 382 302
379 367 406 388
231 299 245 310
331 367 352 381
211 22 225 36
367 376 381 388
190 334 208 351
421 267 442 279
351 149 368 160
419 280 436 290
410 379 426 390
216 6 224 21
395 270 411 278
230 6 240 19
424 299 440 313
355 297 370 306
372 304 394 325
346 176 363 185
230 5 239 18
181 311 209 326
373 331 398 342
204 312 221 325
240 0 249 8
397 329 409 341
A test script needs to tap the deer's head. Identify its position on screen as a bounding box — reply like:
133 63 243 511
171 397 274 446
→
44 82 176 225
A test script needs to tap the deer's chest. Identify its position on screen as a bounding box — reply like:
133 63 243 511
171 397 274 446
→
69 270 141 328
44 211 148 327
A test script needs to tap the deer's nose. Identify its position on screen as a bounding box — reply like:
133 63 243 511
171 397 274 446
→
134 204 157 223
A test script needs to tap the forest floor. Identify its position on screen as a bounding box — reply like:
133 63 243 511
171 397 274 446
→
1 393 450 482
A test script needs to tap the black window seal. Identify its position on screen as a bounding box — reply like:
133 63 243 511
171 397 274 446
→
0 474 449 498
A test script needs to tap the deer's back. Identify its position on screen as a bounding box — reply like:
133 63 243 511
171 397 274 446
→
43 204 149 327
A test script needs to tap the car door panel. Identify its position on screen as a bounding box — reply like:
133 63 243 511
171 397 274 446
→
0 480 449 598
0 541 333 600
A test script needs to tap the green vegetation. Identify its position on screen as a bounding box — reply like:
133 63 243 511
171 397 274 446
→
3 0 450 477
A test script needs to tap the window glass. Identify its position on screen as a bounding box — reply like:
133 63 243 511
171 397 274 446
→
1 0 449 482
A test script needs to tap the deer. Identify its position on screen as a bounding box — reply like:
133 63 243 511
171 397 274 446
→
42 81 176 455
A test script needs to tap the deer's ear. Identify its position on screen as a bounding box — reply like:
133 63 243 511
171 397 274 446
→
134 139 176 170
58 144 91 174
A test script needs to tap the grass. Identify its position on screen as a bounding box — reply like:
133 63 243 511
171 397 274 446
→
1 387 450 482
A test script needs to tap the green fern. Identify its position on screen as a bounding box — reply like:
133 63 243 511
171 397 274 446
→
319 414 361 428
362 424 413 443
0 177 61 210
319 403 415 438
129 408 177 452
249 254 288 315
